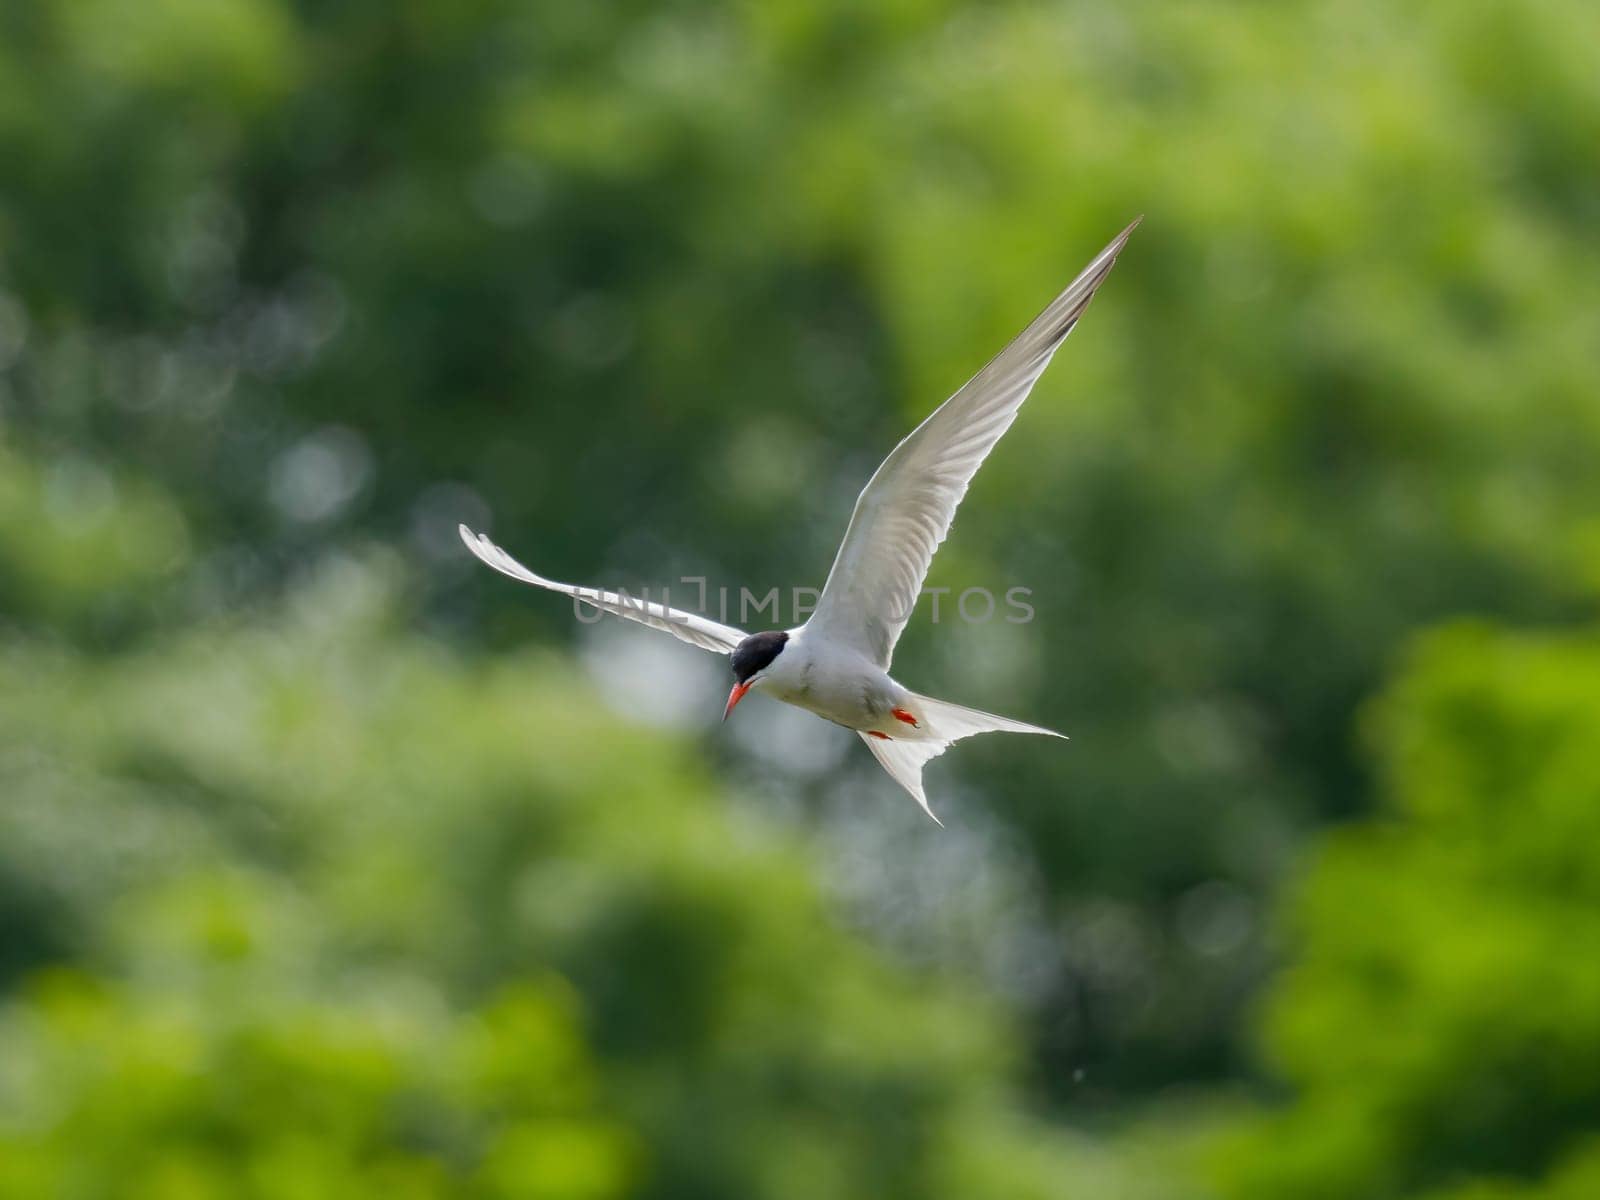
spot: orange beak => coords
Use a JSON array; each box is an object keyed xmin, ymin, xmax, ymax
[{"xmin": 722, "ymin": 681, "xmax": 751, "ymax": 722}]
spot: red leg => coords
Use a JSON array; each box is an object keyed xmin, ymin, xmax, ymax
[
  {"xmin": 867, "ymin": 730, "xmax": 891, "ymax": 740},
  {"xmin": 891, "ymin": 707, "xmax": 919, "ymax": 728}
]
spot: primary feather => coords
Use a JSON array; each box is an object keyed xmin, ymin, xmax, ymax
[{"xmin": 807, "ymin": 218, "xmax": 1140, "ymax": 668}]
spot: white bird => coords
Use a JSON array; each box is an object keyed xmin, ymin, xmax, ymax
[{"xmin": 462, "ymin": 219, "xmax": 1139, "ymax": 823}]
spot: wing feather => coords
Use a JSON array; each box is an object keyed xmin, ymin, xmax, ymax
[
  {"xmin": 459, "ymin": 525, "xmax": 747, "ymax": 655},
  {"xmin": 808, "ymin": 219, "xmax": 1140, "ymax": 667}
]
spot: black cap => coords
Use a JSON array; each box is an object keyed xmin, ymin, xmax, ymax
[{"xmin": 731, "ymin": 631, "xmax": 788, "ymax": 684}]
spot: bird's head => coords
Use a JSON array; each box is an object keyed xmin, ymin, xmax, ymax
[{"xmin": 723, "ymin": 630, "xmax": 789, "ymax": 721}]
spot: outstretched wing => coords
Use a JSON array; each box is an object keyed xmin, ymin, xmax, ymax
[
  {"xmin": 460, "ymin": 525, "xmax": 747, "ymax": 655},
  {"xmin": 808, "ymin": 219, "xmax": 1140, "ymax": 668}
]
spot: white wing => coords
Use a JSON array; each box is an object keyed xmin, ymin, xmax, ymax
[
  {"xmin": 808, "ymin": 219, "xmax": 1140, "ymax": 668},
  {"xmin": 459, "ymin": 525, "xmax": 747, "ymax": 654}
]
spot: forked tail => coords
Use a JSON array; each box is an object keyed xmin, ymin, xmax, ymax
[{"xmin": 858, "ymin": 693, "xmax": 1065, "ymax": 825}]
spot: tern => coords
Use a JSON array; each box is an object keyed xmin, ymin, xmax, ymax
[{"xmin": 462, "ymin": 219, "xmax": 1139, "ymax": 822}]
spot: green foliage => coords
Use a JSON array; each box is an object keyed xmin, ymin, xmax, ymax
[
  {"xmin": 0, "ymin": 560, "xmax": 1128, "ymax": 1198},
  {"xmin": 0, "ymin": 439, "xmax": 190, "ymax": 639},
  {"xmin": 3, "ymin": 0, "xmax": 1598, "ymax": 1089},
  {"xmin": 1216, "ymin": 621, "xmax": 1600, "ymax": 1199},
  {"xmin": 0, "ymin": 960, "xmax": 633, "ymax": 1200},
  {"xmin": 2, "ymin": 0, "xmax": 1599, "ymax": 1191}
]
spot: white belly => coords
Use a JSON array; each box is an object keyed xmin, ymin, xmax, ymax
[{"xmin": 758, "ymin": 631, "xmax": 900, "ymax": 732}]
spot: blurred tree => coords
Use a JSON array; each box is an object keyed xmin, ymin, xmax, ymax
[
  {"xmin": 0, "ymin": 440, "xmax": 191, "ymax": 642},
  {"xmin": 0, "ymin": 959, "xmax": 636, "ymax": 1200},
  {"xmin": 3, "ymin": 0, "xmax": 1599, "ymax": 1107},
  {"xmin": 1215, "ymin": 617, "xmax": 1600, "ymax": 1200},
  {"xmin": 0, "ymin": 557, "xmax": 1181, "ymax": 1199}
]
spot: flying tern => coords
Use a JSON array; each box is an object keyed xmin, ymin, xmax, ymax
[{"xmin": 462, "ymin": 219, "xmax": 1139, "ymax": 822}]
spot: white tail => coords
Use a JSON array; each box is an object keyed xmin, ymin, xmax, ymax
[{"xmin": 858, "ymin": 693, "xmax": 1065, "ymax": 825}]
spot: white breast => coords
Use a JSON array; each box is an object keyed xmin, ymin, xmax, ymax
[{"xmin": 759, "ymin": 628, "xmax": 901, "ymax": 731}]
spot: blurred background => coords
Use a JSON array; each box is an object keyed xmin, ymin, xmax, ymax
[{"xmin": 2, "ymin": 0, "xmax": 1599, "ymax": 1196}]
